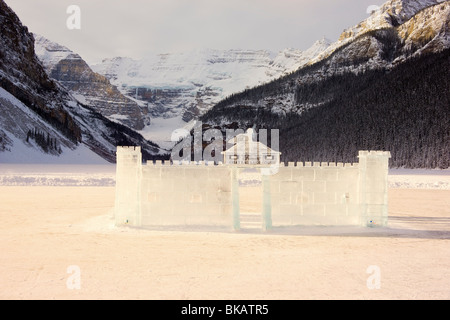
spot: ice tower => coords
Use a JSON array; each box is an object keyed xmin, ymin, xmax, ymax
[
  {"xmin": 358, "ymin": 151, "xmax": 391, "ymax": 227},
  {"xmin": 115, "ymin": 146, "xmax": 142, "ymax": 226}
]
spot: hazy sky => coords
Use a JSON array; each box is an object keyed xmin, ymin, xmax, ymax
[{"xmin": 6, "ymin": 0, "xmax": 386, "ymax": 65}]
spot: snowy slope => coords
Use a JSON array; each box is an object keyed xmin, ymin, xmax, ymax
[
  {"xmin": 310, "ymin": 0, "xmax": 448, "ymax": 65},
  {"xmin": 0, "ymin": 87, "xmax": 108, "ymax": 164},
  {"xmin": 95, "ymin": 49, "xmax": 271, "ymax": 97},
  {"xmin": 34, "ymin": 35, "xmax": 73, "ymax": 73},
  {"xmin": 93, "ymin": 43, "xmax": 331, "ymax": 111},
  {"xmin": 270, "ymin": 38, "xmax": 331, "ymax": 76}
]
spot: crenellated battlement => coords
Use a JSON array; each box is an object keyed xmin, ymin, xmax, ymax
[
  {"xmin": 144, "ymin": 159, "xmax": 361, "ymax": 168},
  {"xmin": 358, "ymin": 150, "xmax": 392, "ymax": 157},
  {"xmin": 283, "ymin": 161, "xmax": 359, "ymax": 168},
  {"xmin": 117, "ymin": 146, "xmax": 141, "ymax": 152},
  {"xmin": 146, "ymin": 160, "xmax": 224, "ymax": 166}
]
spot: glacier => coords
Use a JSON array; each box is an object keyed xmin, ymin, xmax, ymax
[{"xmin": 91, "ymin": 39, "xmax": 331, "ymax": 147}]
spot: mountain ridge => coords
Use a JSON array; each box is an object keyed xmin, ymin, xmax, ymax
[
  {"xmin": 199, "ymin": 0, "xmax": 450, "ymax": 168},
  {"xmin": 34, "ymin": 34, "xmax": 149, "ymax": 131},
  {"xmin": 310, "ymin": 0, "xmax": 448, "ymax": 65},
  {"xmin": 202, "ymin": 0, "xmax": 450, "ymax": 115},
  {"xmin": 90, "ymin": 39, "xmax": 331, "ymax": 146},
  {"xmin": 0, "ymin": 0, "xmax": 166, "ymax": 163}
]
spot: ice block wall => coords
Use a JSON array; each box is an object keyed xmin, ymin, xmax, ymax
[
  {"xmin": 267, "ymin": 162, "xmax": 361, "ymax": 226},
  {"xmin": 139, "ymin": 161, "xmax": 232, "ymax": 227},
  {"xmin": 267, "ymin": 151, "xmax": 390, "ymax": 227}
]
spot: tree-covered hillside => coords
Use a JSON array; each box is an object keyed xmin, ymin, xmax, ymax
[{"xmin": 201, "ymin": 48, "xmax": 450, "ymax": 168}]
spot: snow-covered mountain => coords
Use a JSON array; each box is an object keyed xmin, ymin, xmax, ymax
[
  {"xmin": 200, "ymin": 0, "xmax": 450, "ymax": 169},
  {"xmin": 34, "ymin": 35, "xmax": 150, "ymax": 131},
  {"xmin": 91, "ymin": 39, "xmax": 330, "ymax": 146},
  {"xmin": 0, "ymin": 0, "xmax": 165, "ymax": 163},
  {"xmin": 203, "ymin": 0, "xmax": 450, "ymax": 116},
  {"xmin": 270, "ymin": 38, "xmax": 331, "ymax": 74},
  {"xmin": 310, "ymin": 0, "xmax": 449, "ymax": 65}
]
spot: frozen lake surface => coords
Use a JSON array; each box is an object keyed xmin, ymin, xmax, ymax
[
  {"xmin": 0, "ymin": 164, "xmax": 448, "ymax": 189},
  {"xmin": 0, "ymin": 185, "xmax": 449, "ymax": 299}
]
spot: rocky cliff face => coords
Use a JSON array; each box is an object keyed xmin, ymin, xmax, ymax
[
  {"xmin": 0, "ymin": 0, "xmax": 81, "ymax": 145},
  {"xmin": 0, "ymin": 0, "xmax": 165, "ymax": 163},
  {"xmin": 34, "ymin": 35, "xmax": 149, "ymax": 130},
  {"xmin": 311, "ymin": 0, "xmax": 448, "ymax": 64}
]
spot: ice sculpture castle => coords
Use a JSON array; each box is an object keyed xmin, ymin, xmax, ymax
[{"xmin": 115, "ymin": 143, "xmax": 391, "ymax": 230}]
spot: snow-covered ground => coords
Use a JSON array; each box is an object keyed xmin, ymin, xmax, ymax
[
  {"xmin": 0, "ymin": 164, "xmax": 115, "ymax": 186},
  {"xmin": 0, "ymin": 165, "xmax": 448, "ymax": 299},
  {"xmin": 388, "ymin": 168, "xmax": 450, "ymax": 190}
]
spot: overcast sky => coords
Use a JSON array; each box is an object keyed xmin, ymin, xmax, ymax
[{"xmin": 6, "ymin": 0, "xmax": 386, "ymax": 65}]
